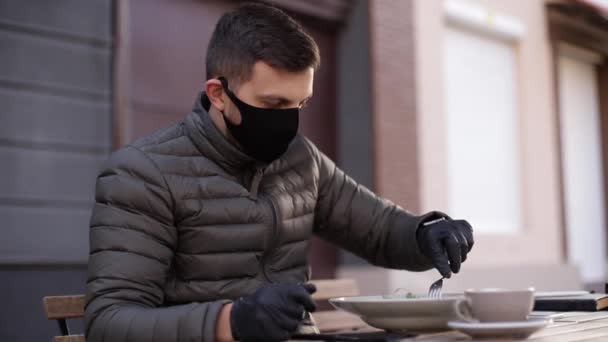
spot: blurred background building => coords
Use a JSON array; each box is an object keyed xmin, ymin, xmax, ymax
[{"xmin": 1, "ymin": 0, "xmax": 608, "ymax": 340}]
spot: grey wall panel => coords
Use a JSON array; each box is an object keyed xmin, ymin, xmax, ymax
[
  {"xmin": 0, "ymin": 1, "xmax": 112, "ymax": 341},
  {"xmin": 0, "ymin": 146, "xmax": 103, "ymax": 202},
  {"xmin": 337, "ymin": 0, "xmax": 373, "ymax": 189},
  {"xmin": 0, "ymin": 266, "xmax": 86, "ymax": 341},
  {"xmin": 0, "ymin": 30, "xmax": 111, "ymax": 95},
  {"xmin": 0, "ymin": 207, "xmax": 90, "ymax": 263},
  {"xmin": 338, "ymin": 0, "xmax": 373, "ymax": 266},
  {"xmin": 0, "ymin": 0, "xmax": 112, "ymax": 39},
  {"xmin": 0, "ymin": 88, "xmax": 111, "ymax": 149}
]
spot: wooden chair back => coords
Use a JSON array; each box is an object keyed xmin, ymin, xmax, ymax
[
  {"xmin": 42, "ymin": 278, "xmax": 365, "ymax": 340},
  {"xmin": 309, "ymin": 278, "xmax": 367, "ymax": 332},
  {"xmin": 42, "ymin": 295, "xmax": 86, "ymax": 342}
]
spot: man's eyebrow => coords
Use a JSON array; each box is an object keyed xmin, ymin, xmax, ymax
[
  {"xmin": 256, "ymin": 94, "xmax": 313, "ymax": 104},
  {"xmin": 256, "ymin": 94, "xmax": 288, "ymax": 102}
]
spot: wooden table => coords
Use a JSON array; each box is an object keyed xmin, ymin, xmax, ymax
[
  {"xmin": 408, "ymin": 311, "xmax": 608, "ymax": 341},
  {"xmin": 297, "ymin": 311, "xmax": 608, "ymax": 341}
]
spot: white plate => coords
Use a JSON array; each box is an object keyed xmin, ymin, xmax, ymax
[
  {"xmin": 329, "ymin": 295, "xmax": 467, "ymax": 332},
  {"xmin": 448, "ymin": 318, "xmax": 552, "ymax": 339}
]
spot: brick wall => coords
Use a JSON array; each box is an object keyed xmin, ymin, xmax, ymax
[{"xmin": 368, "ymin": 0, "xmax": 421, "ymax": 212}]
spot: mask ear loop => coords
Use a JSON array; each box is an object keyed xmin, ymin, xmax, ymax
[
  {"xmin": 217, "ymin": 76, "xmax": 228, "ymax": 88},
  {"xmin": 217, "ymin": 76, "xmax": 242, "ymax": 118},
  {"xmin": 216, "ymin": 76, "xmax": 232, "ymax": 118},
  {"xmin": 217, "ymin": 76, "xmax": 237, "ymax": 102}
]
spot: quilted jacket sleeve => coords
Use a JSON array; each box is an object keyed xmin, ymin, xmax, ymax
[
  {"xmin": 85, "ymin": 146, "xmax": 229, "ymax": 342},
  {"xmin": 306, "ymin": 139, "xmax": 447, "ymax": 271}
]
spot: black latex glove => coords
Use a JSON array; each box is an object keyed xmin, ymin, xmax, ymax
[
  {"xmin": 416, "ymin": 218, "xmax": 474, "ymax": 278},
  {"xmin": 230, "ymin": 283, "xmax": 317, "ymax": 342}
]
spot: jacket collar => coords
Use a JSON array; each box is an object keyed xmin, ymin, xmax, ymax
[{"xmin": 185, "ymin": 92, "xmax": 256, "ymax": 173}]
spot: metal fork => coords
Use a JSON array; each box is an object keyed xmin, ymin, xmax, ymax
[{"xmin": 427, "ymin": 277, "xmax": 444, "ymax": 299}]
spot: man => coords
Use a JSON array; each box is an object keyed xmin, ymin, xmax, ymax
[{"xmin": 85, "ymin": 3, "xmax": 474, "ymax": 342}]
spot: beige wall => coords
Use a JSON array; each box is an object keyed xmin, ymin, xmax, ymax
[
  {"xmin": 414, "ymin": 0, "xmax": 564, "ymax": 269},
  {"xmin": 337, "ymin": 0, "xmax": 572, "ymax": 293}
]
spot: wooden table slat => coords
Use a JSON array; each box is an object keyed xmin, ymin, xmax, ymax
[
  {"xmin": 576, "ymin": 336, "xmax": 608, "ymax": 342},
  {"xmin": 556, "ymin": 312, "xmax": 608, "ymax": 323},
  {"xmin": 530, "ymin": 326, "xmax": 608, "ymax": 342},
  {"xmin": 530, "ymin": 321, "xmax": 608, "ymax": 339},
  {"xmin": 294, "ymin": 311, "xmax": 608, "ymax": 341}
]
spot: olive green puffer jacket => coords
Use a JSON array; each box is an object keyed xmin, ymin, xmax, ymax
[{"xmin": 84, "ymin": 93, "xmax": 441, "ymax": 341}]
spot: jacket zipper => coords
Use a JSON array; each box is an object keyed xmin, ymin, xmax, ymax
[
  {"xmin": 259, "ymin": 193, "xmax": 279, "ymax": 283},
  {"xmin": 250, "ymin": 166, "xmax": 280, "ymax": 283}
]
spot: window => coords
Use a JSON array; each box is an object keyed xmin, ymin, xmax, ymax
[
  {"xmin": 558, "ymin": 45, "xmax": 606, "ymax": 283},
  {"xmin": 443, "ymin": 26, "xmax": 522, "ymax": 234}
]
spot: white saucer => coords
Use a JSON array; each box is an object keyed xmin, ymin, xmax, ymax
[{"xmin": 448, "ymin": 318, "xmax": 552, "ymax": 339}]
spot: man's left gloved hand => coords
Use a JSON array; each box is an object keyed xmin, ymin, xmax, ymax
[{"xmin": 416, "ymin": 218, "xmax": 474, "ymax": 278}]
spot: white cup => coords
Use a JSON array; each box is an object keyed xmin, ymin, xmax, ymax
[{"xmin": 455, "ymin": 288, "xmax": 535, "ymax": 322}]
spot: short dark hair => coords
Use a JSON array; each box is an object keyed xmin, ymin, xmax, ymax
[{"xmin": 205, "ymin": 2, "xmax": 320, "ymax": 86}]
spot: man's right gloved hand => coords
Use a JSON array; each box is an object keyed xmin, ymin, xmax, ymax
[
  {"xmin": 416, "ymin": 218, "xmax": 474, "ymax": 279},
  {"xmin": 230, "ymin": 283, "xmax": 317, "ymax": 342}
]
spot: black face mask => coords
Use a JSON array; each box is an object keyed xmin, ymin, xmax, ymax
[{"xmin": 218, "ymin": 77, "xmax": 299, "ymax": 164}]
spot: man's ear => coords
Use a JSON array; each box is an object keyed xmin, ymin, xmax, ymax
[{"xmin": 205, "ymin": 79, "xmax": 225, "ymax": 111}]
